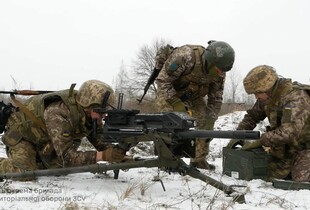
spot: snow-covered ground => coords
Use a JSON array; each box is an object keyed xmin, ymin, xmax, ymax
[{"xmin": 0, "ymin": 111, "xmax": 309, "ymax": 210}]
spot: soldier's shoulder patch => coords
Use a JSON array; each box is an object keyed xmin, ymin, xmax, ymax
[
  {"xmin": 282, "ymin": 106, "xmax": 292, "ymax": 123},
  {"xmin": 169, "ymin": 63, "xmax": 178, "ymax": 71},
  {"xmin": 63, "ymin": 131, "xmax": 70, "ymax": 137}
]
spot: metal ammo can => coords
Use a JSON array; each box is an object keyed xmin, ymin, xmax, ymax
[{"xmin": 222, "ymin": 147, "xmax": 268, "ymax": 180}]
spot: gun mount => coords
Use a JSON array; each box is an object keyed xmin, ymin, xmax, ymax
[{"xmin": 0, "ymin": 109, "xmax": 261, "ymax": 203}]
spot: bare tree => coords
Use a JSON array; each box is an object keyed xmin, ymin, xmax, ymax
[
  {"xmin": 130, "ymin": 38, "xmax": 172, "ymax": 99},
  {"xmin": 113, "ymin": 60, "xmax": 130, "ymax": 93},
  {"xmin": 223, "ymin": 67, "xmax": 243, "ymax": 103},
  {"xmin": 112, "ymin": 60, "xmax": 136, "ymax": 108},
  {"xmin": 113, "ymin": 39, "xmax": 172, "ymax": 112}
]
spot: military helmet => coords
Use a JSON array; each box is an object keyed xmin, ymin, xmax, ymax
[
  {"xmin": 76, "ymin": 80, "xmax": 115, "ymax": 108},
  {"xmin": 204, "ymin": 40, "xmax": 235, "ymax": 72},
  {"xmin": 243, "ymin": 65, "xmax": 278, "ymax": 94}
]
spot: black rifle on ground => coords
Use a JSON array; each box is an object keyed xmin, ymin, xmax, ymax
[{"xmin": 0, "ymin": 108, "xmax": 260, "ymax": 203}]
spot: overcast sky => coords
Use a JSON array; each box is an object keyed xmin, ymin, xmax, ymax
[{"xmin": 0, "ymin": 0, "xmax": 309, "ymax": 91}]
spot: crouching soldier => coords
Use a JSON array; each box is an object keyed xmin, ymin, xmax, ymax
[
  {"xmin": 227, "ymin": 65, "xmax": 310, "ymax": 182},
  {"xmin": 0, "ymin": 80, "xmax": 126, "ymax": 176}
]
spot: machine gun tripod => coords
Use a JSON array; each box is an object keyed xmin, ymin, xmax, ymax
[{"xmin": 0, "ymin": 110, "xmax": 260, "ymax": 203}]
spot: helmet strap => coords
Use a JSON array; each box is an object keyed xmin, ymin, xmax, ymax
[{"xmin": 269, "ymin": 79, "xmax": 280, "ymax": 98}]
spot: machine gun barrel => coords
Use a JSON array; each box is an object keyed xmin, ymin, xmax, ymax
[{"xmin": 177, "ymin": 130, "xmax": 260, "ymax": 140}]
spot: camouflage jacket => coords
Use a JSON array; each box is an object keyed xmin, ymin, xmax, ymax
[
  {"xmin": 156, "ymin": 45, "xmax": 225, "ymax": 118},
  {"xmin": 42, "ymin": 100, "xmax": 101, "ymax": 167},
  {"xmin": 2, "ymin": 90, "xmax": 103, "ymax": 168},
  {"xmin": 238, "ymin": 78, "xmax": 310, "ymax": 156}
]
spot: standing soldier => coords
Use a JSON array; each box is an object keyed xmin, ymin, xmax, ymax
[
  {"xmin": 155, "ymin": 40, "xmax": 235, "ymax": 169},
  {"xmin": 0, "ymin": 80, "xmax": 126, "ymax": 176},
  {"xmin": 227, "ymin": 65, "xmax": 310, "ymax": 182}
]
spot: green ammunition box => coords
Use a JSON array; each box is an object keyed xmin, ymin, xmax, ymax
[{"xmin": 222, "ymin": 147, "xmax": 268, "ymax": 180}]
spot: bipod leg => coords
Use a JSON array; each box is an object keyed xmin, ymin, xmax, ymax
[
  {"xmin": 179, "ymin": 160, "xmax": 246, "ymax": 204},
  {"xmin": 113, "ymin": 170, "xmax": 120, "ymax": 179},
  {"xmin": 152, "ymin": 176, "xmax": 166, "ymax": 192}
]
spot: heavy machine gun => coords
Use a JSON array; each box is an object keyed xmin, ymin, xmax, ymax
[
  {"xmin": 0, "ymin": 107, "xmax": 260, "ymax": 203},
  {"xmin": 95, "ymin": 109, "xmax": 259, "ymax": 158}
]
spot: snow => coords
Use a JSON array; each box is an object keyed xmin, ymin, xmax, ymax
[{"xmin": 0, "ymin": 111, "xmax": 309, "ymax": 210}]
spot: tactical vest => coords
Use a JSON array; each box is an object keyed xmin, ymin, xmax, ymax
[
  {"xmin": 292, "ymin": 81, "xmax": 310, "ymax": 97},
  {"xmin": 264, "ymin": 79, "xmax": 292, "ymax": 129},
  {"xmin": 173, "ymin": 45, "xmax": 222, "ymax": 100},
  {"xmin": 4, "ymin": 89, "xmax": 86, "ymax": 149},
  {"xmin": 263, "ymin": 79, "xmax": 293, "ymax": 158},
  {"xmin": 265, "ymin": 79, "xmax": 310, "ymax": 151},
  {"xmin": 292, "ymin": 81, "xmax": 310, "ymax": 148}
]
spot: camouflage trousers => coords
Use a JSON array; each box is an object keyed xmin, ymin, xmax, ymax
[
  {"xmin": 268, "ymin": 157, "xmax": 292, "ymax": 180},
  {"xmin": 0, "ymin": 140, "xmax": 38, "ymax": 174},
  {"xmin": 291, "ymin": 149, "xmax": 310, "ymax": 182},
  {"xmin": 156, "ymin": 93, "xmax": 210, "ymax": 161},
  {"xmin": 268, "ymin": 149, "xmax": 310, "ymax": 182}
]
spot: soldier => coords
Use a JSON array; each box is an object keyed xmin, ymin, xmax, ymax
[
  {"xmin": 0, "ymin": 80, "xmax": 126, "ymax": 175},
  {"xmin": 227, "ymin": 65, "xmax": 310, "ymax": 182},
  {"xmin": 155, "ymin": 40, "xmax": 235, "ymax": 169}
]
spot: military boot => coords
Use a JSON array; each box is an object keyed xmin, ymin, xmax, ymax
[{"xmin": 191, "ymin": 138, "xmax": 215, "ymax": 170}]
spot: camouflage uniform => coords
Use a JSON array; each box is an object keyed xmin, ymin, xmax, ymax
[
  {"xmin": 0, "ymin": 88, "xmax": 107, "ymax": 174},
  {"xmin": 239, "ymin": 78, "xmax": 310, "ymax": 182},
  {"xmin": 155, "ymin": 45, "xmax": 225, "ymax": 165}
]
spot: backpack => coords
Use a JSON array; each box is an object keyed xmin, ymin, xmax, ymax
[
  {"xmin": 0, "ymin": 101, "xmax": 15, "ymax": 133},
  {"xmin": 292, "ymin": 81, "xmax": 310, "ymax": 96}
]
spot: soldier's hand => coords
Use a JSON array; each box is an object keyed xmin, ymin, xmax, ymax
[
  {"xmin": 171, "ymin": 99, "xmax": 187, "ymax": 112},
  {"xmin": 226, "ymin": 139, "xmax": 244, "ymax": 149},
  {"xmin": 241, "ymin": 140, "xmax": 262, "ymax": 151},
  {"xmin": 206, "ymin": 118, "xmax": 216, "ymax": 130},
  {"xmin": 101, "ymin": 146, "xmax": 126, "ymax": 162},
  {"xmin": 262, "ymin": 146, "xmax": 271, "ymax": 153},
  {"xmin": 260, "ymin": 133, "xmax": 272, "ymax": 147}
]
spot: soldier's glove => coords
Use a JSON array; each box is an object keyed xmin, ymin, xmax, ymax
[
  {"xmin": 241, "ymin": 140, "xmax": 262, "ymax": 151},
  {"xmin": 170, "ymin": 98, "xmax": 187, "ymax": 112},
  {"xmin": 101, "ymin": 145, "xmax": 126, "ymax": 162},
  {"xmin": 260, "ymin": 133, "xmax": 272, "ymax": 147},
  {"xmin": 226, "ymin": 139, "xmax": 244, "ymax": 149},
  {"xmin": 206, "ymin": 118, "xmax": 216, "ymax": 130}
]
